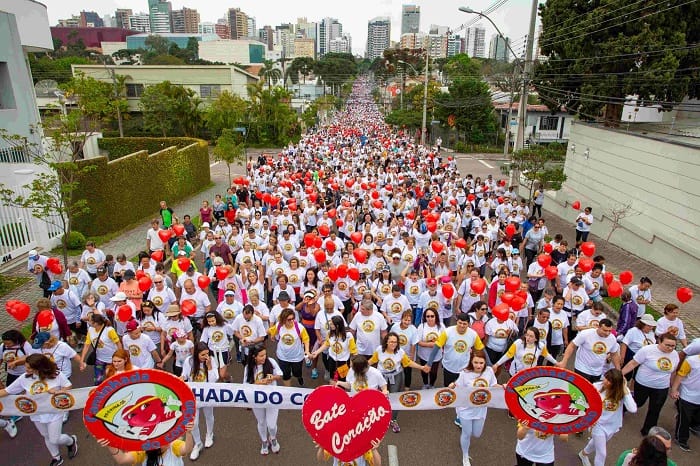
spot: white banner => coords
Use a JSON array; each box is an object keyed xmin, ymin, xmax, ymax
[{"xmin": 0, "ymin": 383, "xmax": 506, "ymax": 416}]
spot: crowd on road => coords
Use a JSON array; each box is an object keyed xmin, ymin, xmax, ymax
[{"xmin": 1, "ymin": 78, "xmax": 698, "ymax": 466}]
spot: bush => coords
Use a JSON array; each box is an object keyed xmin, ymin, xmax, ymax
[
  {"xmin": 73, "ymin": 137, "xmax": 210, "ymax": 236},
  {"xmin": 63, "ymin": 230, "xmax": 86, "ymax": 249}
]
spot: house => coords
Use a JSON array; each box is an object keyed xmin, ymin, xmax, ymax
[{"xmin": 494, "ymin": 102, "xmax": 572, "ymax": 145}]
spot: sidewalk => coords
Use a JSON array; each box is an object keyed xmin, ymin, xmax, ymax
[{"xmin": 542, "ymin": 208, "xmax": 699, "ymax": 339}]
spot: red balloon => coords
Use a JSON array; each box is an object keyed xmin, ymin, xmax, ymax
[
  {"xmin": 262, "ymin": 193, "xmax": 272, "ymax": 204},
  {"xmin": 505, "ymin": 224, "xmax": 516, "ymax": 237},
  {"xmin": 545, "ymin": 266, "xmax": 558, "ymax": 280},
  {"xmin": 676, "ymin": 287, "xmax": 693, "ymax": 304},
  {"xmin": 492, "ymin": 303, "xmax": 510, "ymax": 320},
  {"xmin": 428, "ymin": 201, "xmax": 436, "ymax": 209},
  {"xmin": 325, "ymin": 240, "xmax": 337, "ymax": 254},
  {"xmin": 157, "ymin": 229, "xmax": 171, "ymax": 243},
  {"xmin": 537, "ymin": 254, "xmax": 552, "ymax": 268},
  {"xmin": 46, "ymin": 257, "xmax": 59, "ymax": 269},
  {"xmin": 406, "ymin": 211, "xmax": 415, "ymax": 220},
  {"xmin": 470, "ymin": 278, "xmax": 486, "ymax": 295},
  {"xmin": 603, "ymin": 271, "xmax": 614, "ymax": 285},
  {"xmin": 353, "ymin": 248, "xmax": 368, "ymax": 263},
  {"xmin": 350, "ymin": 232, "xmax": 363, "ymax": 244},
  {"xmin": 318, "ymin": 224, "xmax": 330, "ymax": 237},
  {"xmin": 578, "ymin": 257, "xmax": 594, "ymax": 273},
  {"xmin": 455, "ymin": 238, "xmax": 468, "ymax": 249},
  {"xmin": 427, "ymin": 222, "xmax": 438, "ymax": 233},
  {"xmin": 328, "ymin": 209, "xmax": 337, "ymax": 219},
  {"xmin": 505, "ymin": 276, "xmax": 521, "ymax": 292},
  {"xmin": 6, "ymin": 301, "xmax": 30, "ymax": 321},
  {"xmin": 361, "ymin": 183, "xmax": 368, "ymax": 190},
  {"xmin": 215, "ymin": 266, "xmax": 228, "ymax": 280},
  {"xmin": 543, "ymin": 243, "xmax": 553, "ymax": 253},
  {"xmin": 467, "ymin": 194, "xmax": 475, "ymax": 202},
  {"xmin": 314, "ymin": 249, "xmax": 327, "ymax": 263},
  {"xmin": 608, "ymin": 280, "xmax": 623, "ymax": 298},
  {"xmin": 337, "ymin": 264, "xmax": 348, "ymax": 279},
  {"xmin": 371, "ymin": 191, "xmax": 379, "ymax": 200},
  {"xmin": 37, "ymin": 309, "xmax": 54, "ymax": 328},
  {"xmin": 348, "ymin": 268, "xmax": 360, "ymax": 281},
  {"xmin": 137, "ymin": 276, "xmax": 152, "ymax": 292},
  {"xmin": 117, "ymin": 304, "xmax": 133, "ymax": 322},
  {"xmin": 431, "ymin": 241, "xmax": 444, "ymax": 254},
  {"xmin": 313, "ymin": 236, "xmax": 323, "ymax": 248},
  {"xmin": 450, "ymin": 199, "xmax": 458, "ymax": 206},
  {"xmin": 49, "ymin": 262, "xmax": 63, "ymax": 274},
  {"xmin": 510, "ymin": 295, "xmax": 526, "ymax": 311},
  {"xmin": 372, "ymin": 200, "xmax": 383, "ymax": 209},
  {"xmin": 180, "ymin": 300, "xmax": 196, "ymax": 317},
  {"xmin": 327, "ymin": 267, "xmax": 339, "ymax": 282},
  {"xmin": 369, "ymin": 182, "xmax": 377, "ymax": 189},
  {"xmin": 580, "ymin": 242, "xmax": 596, "ymax": 257},
  {"xmin": 619, "ymin": 270, "xmax": 634, "ymax": 285},
  {"xmin": 497, "ymin": 196, "xmax": 504, "ymax": 204},
  {"xmin": 516, "ymin": 290, "xmax": 528, "ymax": 302},
  {"xmin": 345, "ymin": 179, "xmax": 355, "ymax": 188},
  {"xmin": 135, "ymin": 270, "xmax": 146, "ymax": 280},
  {"xmin": 197, "ymin": 275, "xmax": 211, "ymax": 290},
  {"xmin": 442, "ymin": 284, "xmax": 455, "ymax": 299},
  {"xmin": 572, "ymin": 200, "xmax": 581, "ymax": 210},
  {"xmin": 501, "ymin": 292, "xmax": 514, "ymax": 305},
  {"xmin": 309, "ymin": 192, "xmax": 318, "ymax": 202},
  {"xmin": 270, "ymin": 196, "xmax": 281, "ymax": 206},
  {"xmin": 150, "ymin": 250, "xmax": 164, "ymax": 262},
  {"xmin": 172, "ymin": 224, "xmax": 185, "ymax": 236},
  {"xmin": 434, "ymin": 196, "xmax": 442, "ymax": 205},
  {"xmin": 304, "ymin": 233, "xmax": 316, "ymax": 248},
  {"xmin": 335, "ymin": 219, "xmax": 344, "ymax": 228},
  {"xmin": 176, "ymin": 257, "xmax": 191, "ymax": 272}
]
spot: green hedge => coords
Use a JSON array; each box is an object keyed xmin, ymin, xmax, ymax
[{"xmin": 73, "ymin": 137, "xmax": 210, "ymax": 236}]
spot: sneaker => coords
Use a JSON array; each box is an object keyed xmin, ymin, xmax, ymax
[
  {"xmin": 690, "ymin": 425, "xmax": 700, "ymax": 436},
  {"xmin": 204, "ymin": 433, "xmax": 214, "ymax": 448},
  {"xmin": 305, "ymin": 359, "xmax": 312, "ymax": 368},
  {"xmin": 270, "ymin": 438, "xmax": 280, "ymax": 453},
  {"xmin": 578, "ymin": 450, "xmax": 592, "ymax": 466},
  {"xmin": 311, "ymin": 369, "xmax": 319, "ymax": 379},
  {"xmin": 260, "ymin": 442, "xmax": 269, "ymax": 455},
  {"xmin": 462, "ymin": 456, "xmax": 471, "ymax": 466},
  {"xmin": 391, "ymin": 420, "xmax": 400, "ymax": 433},
  {"xmin": 674, "ymin": 439, "xmax": 692, "ymax": 452},
  {"xmin": 9, "ymin": 416, "xmax": 22, "ymax": 423},
  {"xmin": 49, "ymin": 457, "xmax": 64, "ymax": 466},
  {"xmin": 189, "ymin": 443, "xmax": 202, "ymax": 461},
  {"xmin": 454, "ymin": 417, "xmax": 462, "ymax": 428},
  {"xmin": 298, "ymin": 377, "xmax": 304, "ymax": 386},
  {"xmin": 68, "ymin": 435, "xmax": 78, "ymax": 459},
  {"xmin": 3, "ymin": 418, "xmax": 17, "ymax": 438}
]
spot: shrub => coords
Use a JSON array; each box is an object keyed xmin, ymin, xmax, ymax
[{"xmin": 63, "ymin": 230, "xmax": 86, "ymax": 249}]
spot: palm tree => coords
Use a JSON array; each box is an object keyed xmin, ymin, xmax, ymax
[{"xmin": 260, "ymin": 59, "xmax": 282, "ymax": 89}]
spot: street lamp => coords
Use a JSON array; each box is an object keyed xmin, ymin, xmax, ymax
[{"xmin": 398, "ymin": 52, "xmax": 429, "ymax": 147}]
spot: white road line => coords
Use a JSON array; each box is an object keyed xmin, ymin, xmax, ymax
[
  {"xmin": 478, "ymin": 159, "xmax": 494, "ymax": 169},
  {"xmin": 209, "ymin": 161, "xmax": 219, "ymax": 168},
  {"xmin": 388, "ymin": 445, "xmax": 399, "ymax": 466}
]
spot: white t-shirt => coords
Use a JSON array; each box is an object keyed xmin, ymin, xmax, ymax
[
  {"xmin": 170, "ymin": 339, "xmax": 194, "ymax": 367},
  {"xmin": 484, "ymin": 318, "xmax": 518, "ymax": 353},
  {"xmin": 413, "ymin": 323, "xmax": 443, "ymax": 362},
  {"xmin": 454, "ymin": 367, "xmax": 497, "ymax": 419},
  {"xmin": 629, "ymin": 285, "xmax": 652, "ymax": 317},
  {"xmin": 122, "ymin": 333, "xmax": 157, "ymax": 369},
  {"xmin": 621, "ymin": 327, "xmax": 656, "ymax": 354},
  {"xmin": 515, "ymin": 428, "xmax": 556, "ymax": 464},
  {"xmin": 349, "ymin": 311, "xmax": 388, "ymax": 355},
  {"xmin": 36, "ymin": 342, "xmax": 77, "ymax": 379},
  {"xmin": 200, "ymin": 325, "xmax": 233, "ymax": 352},
  {"xmin": 572, "ymin": 328, "xmax": 620, "ymax": 377},
  {"xmin": 6, "ymin": 371, "xmax": 71, "ymax": 423},
  {"xmin": 633, "ymin": 344, "xmax": 679, "ymax": 389},
  {"xmin": 346, "ymin": 366, "xmax": 386, "ymax": 393},
  {"xmin": 548, "ymin": 310, "xmax": 569, "ymax": 346},
  {"xmin": 655, "ymin": 316, "xmax": 686, "ymax": 341},
  {"xmin": 243, "ymin": 357, "xmax": 283, "ymax": 385}
]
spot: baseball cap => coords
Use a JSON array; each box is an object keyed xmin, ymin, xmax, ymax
[
  {"xmin": 48, "ymin": 280, "xmax": 62, "ymax": 291},
  {"xmin": 392, "ymin": 253, "xmax": 401, "ymax": 259},
  {"xmin": 639, "ymin": 314, "xmax": 657, "ymax": 326},
  {"xmin": 110, "ymin": 291, "xmax": 128, "ymax": 302},
  {"xmin": 28, "ymin": 249, "xmax": 39, "ymax": 258},
  {"xmin": 125, "ymin": 320, "xmax": 139, "ymax": 332},
  {"xmin": 304, "ymin": 289, "xmax": 317, "ymax": 299},
  {"xmin": 96, "ymin": 266, "xmax": 107, "ymax": 274},
  {"xmin": 201, "ymin": 222, "xmax": 210, "ymax": 228},
  {"xmin": 224, "ymin": 290, "xmax": 235, "ymax": 297},
  {"xmin": 427, "ymin": 278, "xmax": 437, "ymax": 286},
  {"xmin": 512, "ymin": 248, "xmax": 520, "ymax": 254},
  {"xmin": 278, "ymin": 291, "xmax": 290, "ymax": 301},
  {"xmin": 32, "ymin": 332, "xmax": 51, "ymax": 349}
]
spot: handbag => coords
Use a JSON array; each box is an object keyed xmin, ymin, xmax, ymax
[{"xmin": 85, "ymin": 326, "xmax": 106, "ymax": 366}]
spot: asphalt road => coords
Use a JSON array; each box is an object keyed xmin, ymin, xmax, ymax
[{"xmin": 4, "ymin": 154, "xmax": 697, "ymax": 466}]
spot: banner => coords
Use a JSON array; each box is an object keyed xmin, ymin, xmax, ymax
[{"xmin": 0, "ymin": 383, "xmax": 507, "ymax": 416}]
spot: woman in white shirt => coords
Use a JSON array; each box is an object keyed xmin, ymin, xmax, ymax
[
  {"xmin": 620, "ymin": 315, "xmax": 657, "ymax": 385},
  {"xmin": 493, "ymin": 327, "xmax": 557, "ymax": 376},
  {"xmin": 655, "ymin": 303, "xmax": 687, "ymax": 347},
  {"xmin": 243, "ymin": 346, "xmax": 283, "ymax": 456},
  {"xmin": 333, "ymin": 355, "xmax": 388, "ymax": 395}
]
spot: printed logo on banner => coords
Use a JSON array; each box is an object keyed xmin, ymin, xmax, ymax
[
  {"xmin": 434, "ymin": 388, "xmax": 457, "ymax": 407},
  {"xmin": 505, "ymin": 367, "xmax": 602, "ymax": 434},
  {"xmin": 83, "ymin": 369, "xmax": 196, "ymax": 451},
  {"xmin": 51, "ymin": 393, "xmax": 75, "ymax": 410},
  {"xmin": 398, "ymin": 392, "xmax": 421, "ymax": 408},
  {"xmin": 470, "ymin": 389, "xmax": 492, "ymax": 406},
  {"xmin": 15, "ymin": 396, "xmax": 37, "ymax": 414}
]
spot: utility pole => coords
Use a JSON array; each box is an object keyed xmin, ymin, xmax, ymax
[
  {"xmin": 420, "ymin": 51, "xmax": 429, "ymax": 146},
  {"xmin": 514, "ymin": 0, "xmax": 538, "ymax": 152}
]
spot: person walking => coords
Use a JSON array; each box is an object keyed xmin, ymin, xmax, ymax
[{"xmin": 243, "ymin": 346, "xmax": 283, "ymax": 455}]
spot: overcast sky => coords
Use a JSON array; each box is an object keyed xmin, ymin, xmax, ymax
[{"xmin": 42, "ymin": 0, "xmax": 538, "ymax": 56}]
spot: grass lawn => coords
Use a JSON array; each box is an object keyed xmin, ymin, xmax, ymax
[
  {"xmin": 603, "ymin": 296, "xmax": 661, "ymax": 319},
  {"xmin": 0, "ymin": 275, "xmax": 32, "ymax": 298}
]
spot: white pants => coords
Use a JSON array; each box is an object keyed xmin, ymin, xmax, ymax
[
  {"xmin": 192, "ymin": 407, "xmax": 215, "ymax": 446},
  {"xmin": 458, "ymin": 416, "xmax": 485, "ymax": 458},
  {"xmin": 34, "ymin": 419, "xmax": 73, "ymax": 458},
  {"xmin": 583, "ymin": 429, "xmax": 614, "ymax": 466},
  {"xmin": 252, "ymin": 407, "xmax": 279, "ymax": 443}
]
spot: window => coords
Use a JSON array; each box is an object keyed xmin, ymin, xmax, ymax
[
  {"xmin": 126, "ymin": 83, "xmax": 144, "ymax": 98},
  {"xmin": 0, "ymin": 62, "xmax": 16, "ymax": 109},
  {"xmin": 200, "ymin": 85, "xmax": 221, "ymax": 98},
  {"xmin": 539, "ymin": 116, "xmax": 559, "ymax": 131}
]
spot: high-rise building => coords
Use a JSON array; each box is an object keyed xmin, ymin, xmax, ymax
[
  {"xmin": 465, "ymin": 26, "xmax": 486, "ymax": 58},
  {"xmin": 79, "ymin": 11, "xmax": 103, "ymax": 27},
  {"xmin": 199, "ymin": 22, "xmax": 215, "ymax": 34},
  {"xmin": 227, "ymin": 8, "xmax": 249, "ymax": 40},
  {"xmin": 115, "ymin": 9, "xmax": 132, "ymax": 29},
  {"xmin": 424, "ymin": 34, "xmax": 447, "ymax": 59},
  {"xmin": 148, "ymin": 0, "xmax": 171, "ymax": 33},
  {"xmin": 215, "ymin": 18, "xmax": 230, "ymax": 39},
  {"xmin": 400, "ymin": 32, "xmax": 424, "ymax": 50},
  {"xmin": 247, "ymin": 17, "xmax": 256, "ymax": 39},
  {"xmin": 171, "ymin": 7, "xmax": 199, "ymax": 34},
  {"xmin": 447, "ymin": 34, "xmax": 461, "ymax": 57},
  {"xmin": 128, "ymin": 14, "xmax": 151, "ymax": 33},
  {"xmin": 259, "ymin": 25, "xmax": 274, "ymax": 50},
  {"xmin": 316, "ymin": 17, "xmax": 342, "ymax": 58},
  {"xmin": 401, "ymin": 5, "xmax": 420, "ymax": 34},
  {"xmin": 102, "ymin": 15, "xmax": 113, "ymax": 27},
  {"xmin": 488, "ymin": 34, "xmax": 510, "ymax": 62},
  {"xmin": 329, "ymin": 35, "xmax": 352, "ymax": 54},
  {"xmin": 57, "ymin": 16, "xmax": 80, "ymax": 28},
  {"xmin": 296, "ymin": 17, "xmax": 317, "ymax": 41},
  {"xmin": 294, "ymin": 38, "xmax": 315, "ymax": 58},
  {"xmin": 366, "ymin": 16, "xmax": 390, "ymax": 60}
]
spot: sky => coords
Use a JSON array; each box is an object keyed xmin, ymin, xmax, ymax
[{"xmin": 41, "ymin": 0, "xmax": 539, "ymax": 56}]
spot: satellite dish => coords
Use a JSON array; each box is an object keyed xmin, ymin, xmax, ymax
[{"xmin": 35, "ymin": 79, "xmax": 59, "ymax": 97}]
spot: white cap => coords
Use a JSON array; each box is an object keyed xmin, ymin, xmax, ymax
[
  {"xmin": 202, "ymin": 222, "xmax": 210, "ymax": 228},
  {"xmin": 110, "ymin": 292, "xmax": 128, "ymax": 302},
  {"xmin": 29, "ymin": 249, "xmax": 38, "ymax": 257}
]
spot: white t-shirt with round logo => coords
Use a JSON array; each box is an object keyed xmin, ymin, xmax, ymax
[
  {"xmin": 633, "ymin": 344, "xmax": 679, "ymax": 389},
  {"xmin": 573, "ymin": 328, "xmax": 620, "ymax": 377},
  {"xmin": 349, "ymin": 312, "xmax": 388, "ymax": 355}
]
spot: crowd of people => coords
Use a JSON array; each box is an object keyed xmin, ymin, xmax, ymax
[{"xmin": 1, "ymin": 78, "xmax": 698, "ymax": 466}]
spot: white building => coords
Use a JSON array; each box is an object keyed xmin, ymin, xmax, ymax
[
  {"xmin": 197, "ymin": 39, "xmax": 266, "ymax": 65},
  {"xmin": 128, "ymin": 14, "xmax": 151, "ymax": 33},
  {"xmin": 466, "ymin": 26, "xmax": 486, "ymax": 58},
  {"xmin": 329, "ymin": 35, "xmax": 352, "ymax": 54},
  {"xmin": 366, "ymin": 17, "xmax": 390, "ymax": 61},
  {"xmin": 0, "ymin": 0, "xmax": 64, "ymax": 261}
]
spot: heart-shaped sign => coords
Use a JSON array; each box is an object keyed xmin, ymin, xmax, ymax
[{"xmin": 302, "ymin": 385, "xmax": 391, "ymax": 462}]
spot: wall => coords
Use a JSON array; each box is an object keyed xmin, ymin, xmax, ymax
[
  {"xmin": 544, "ymin": 122, "xmax": 700, "ymax": 286},
  {"xmin": 0, "ymin": 0, "xmax": 53, "ymax": 52},
  {"xmin": 71, "ymin": 137, "xmax": 210, "ymax": 236},
  {"xmin": 198, "ymin": 40, "xmax": 264, "ymax": 65}
]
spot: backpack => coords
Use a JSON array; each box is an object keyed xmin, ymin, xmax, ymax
[{"xmin": 274, "ymin": 319, "xmax": 302, "ymax": 342}]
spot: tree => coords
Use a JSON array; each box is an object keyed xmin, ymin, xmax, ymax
[
  {"xmin": 140, "ymin": 81, "xmax": 203, "ymax": 137},
  {"xmin": 288, "ymin": 57, "xmax": 316, "ymax": 84},
  {"xmin": 499, "ymin": 144, "xmax": 568, "ymax": 200},
  {"xmin": 245, "ymin": 82, "xmax": 299, "ymax": 145},
  {"xmin": 144, "ymin": 35, "xmax": 171, "ymax": 56},
  {"xmin": 212, "ymin": 129, "xmax": 246, "ymax": 183},
  {"xmin": 28, "ymin": 55, "xmax": 90, "ymax": 84},
  {"xmin": 604, "ymin": 202, "xmax": 640, "ymax": 242},
  {"xmin": 536, "ymin": 0, "xmax": 700, "ymax": 123},
  {"xmin": 0, "ymin": 112, "xmax": 97, "ymax": 265},
  {"xmin": 260, "ymin": 59, "xmax": 282, "ymax": 88},
  {"xmin": 315, "ymin": 53, "xmax": 357, "ymax": 96},
  {"xmin": 62, "ymin": 72, "xmax": 128, "ymax": 134},
  {"xmin": 205, "ymin": 91, "xmax": 248, "ymax": 139}
]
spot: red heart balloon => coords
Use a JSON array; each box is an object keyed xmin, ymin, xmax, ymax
[
  {"xmin": 543, "ymin": 243, "xmax": 553, "ymax": 253},
  {"xmin": 353, "ymin": 248, "xmax": 368, "ymax": 264},
  {"xmin": 492, "ymin": 303, "xmax": 510, "ymax": 320},
  {"xmin": 441, "ymin": 283, "xmax": 455, "ymax": 299},
  {"xmin": 314, "ymin": 249, "xmax": 327, "ymax": 263},
  {"xmin": 319, "ymin": 224, "xmax": 330, "ymax": 237},
  {"xmin": 371, "ymin": 191, "xmax": 379, "ymax": 200},
  {"xmin": 603, "ymin": 271, "xmax": 614, "ymax": 285},
  {"xmin": 505, "ymin": 224, "xmax": 516, "ymax": 238},
  {"xmin": 117, "ymin": 304, "xmax": 133, "ymax": 322},
  {"xmin": 572, "ymin": 200, "xmax": 581, "ymax": 210},
  {"xmin": 302, "ymin": 385, "xmax": 391, "ymax": 463},
  {"xmin": 608, "ymin": 280, "xmax": 623, "ymax": 298},
  {"xmin": 215, "ymin": 266, "xmax": 228, "ymax": 280},
  {"xmin": 137, "ymin": 276, "xmax": 152, "ymax": 292},
  {"xmin": 426, "ymin": 222, "xmax": 437, "ymax": 233},
  {"xmin": 197, "ymin": 275, "xmax": 211, "ymax": 290},
  {"xmin": 304, "ymin": 233, "xmax": 316, "ymax": 248},
  {"xmin": 501, "ymin": 292, "xmax": 515, "ymax": 305},
  {"xmin": 176, "ymin": 257, "xmax": 191, "ymax": 272},
  {"xmin": 136, "ymin": 270, "xmax": 146, "ymax": 280},
  {"xmin": 328, "ymin": 209, "xmax": 337, "ymax": 219},
  {"xmin": 180, "ymin": 299, "xmax": 197, "ymax": 317},
  {"xmin": 327, "ymin": 267, "xmax": 338, "ymax": 282},
  {"xmin": 313, "ymin": 236, "xmax": 323, "ymax": 248},
  {"xmin": 37, "ymin": 310, "xmax": 54, "ymax": 328},
  {"xmin": 335, "ymin": 219, "xmax": 344, "ymax": 228},
  {"xmin": 455, "ymin": 238, "xmax": 468, "ymax": 249},
  {"xmin": 676, "ymin": 287, "xmax": 693, "ymax": 304},
  {"xmin": 505, "ymin": 277, "xmax": 521, "ymax": 293},
  {"xmin": 46, "ymin": 257, "xmax": 59, "ymax": 269},
  {"xmin": 537, "ymin": 253, "xmax": 551, "ymax": 268},
  {"xmin": 350, "ymin": 232, "xmax": 363, "ymax": 245},
  {"xmin": 325, "ymin": 240, "xmax": 337, "ymax": 254},
  {"xmin": 470, "ymin": 278, "xmax": 486, "ymax": 295},
  {"xmin": 544, "ymin": 266, "xmax": 558, "ymax": 280},
  {"xmin": 431, "ymin": 241, "xmax": 444, "ymax": 254},
  {"xmin": 578, "ymin": 258, "xmax": 594, "ymax": 273},
  {"xmin": 619, "ymin": 270, "xmax": 634, "ymax": 285},
  {"xmin": 157, "ymin": 229, "xmax": 171, "ymax": 243},
  {"xmin": 172, "ymin": 224, "xmax": 185, "ymax": 236},
  {"xmin": 510, "ymin": 295, "xmax": 526, "ymax": 310},
  {"xmin": 150, "ymin": 250, "xmax": 164, "ymax": 262},
  {"xmin": 580, "ymin": 242, "xmax": 596, "ymax": 257},
  {"xmin": 348, "ymin": 268, "xmax": 360, "ymax": 281},
  {"xmin": 337, "ymin": 264, "xmax": 348, "ymax": 279}
]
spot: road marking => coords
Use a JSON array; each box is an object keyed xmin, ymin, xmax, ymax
[
  {"xmin": 209, "ymin": 161, "xmax": 219, "ymax": 168},
  {"xmin": 478, "ymin": 160, "xmax": 494, "ymax": 169},
  {"xmin": 388, "ymin": 445, "xmax": 399, "ymax": 466}
]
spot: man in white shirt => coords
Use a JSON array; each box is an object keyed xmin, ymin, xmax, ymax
[
  {"xmin": 122, "ymin": 320, "xmax": 162, "ymax": 369},
  {"xmin": 557, "ymin": 318, "xmax": 620, "ymax": 383},
  {"xmin": 349, "ymin": 299, "xmax": 388, "ymax": 357}
]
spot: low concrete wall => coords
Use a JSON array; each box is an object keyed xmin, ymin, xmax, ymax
[{"xmin": 544, "ymin": 122, "xmax": 700, "ymax": 287}]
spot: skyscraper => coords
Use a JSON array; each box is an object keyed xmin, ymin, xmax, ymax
[
  {"xmin": 247, "ymin": 17, "xmax": 257, "ymax": 39},
  {"xmin": 79, "ymin": 11, "xmax": 103, "ymax": 27},
  {"xmin": 115, "ymin": 9, "xmax": 133, "ymax": 29},
  {"xmin": 366, "ymin": 17, "xmax": 390, "ymax": 60},
  {"xmin": 227, "ymin": 8, "xmax": 249, "ymax": 40},
  {"xmin": 401, "ymin": 5, "xmax": 420, "ymax": 34},
  {"xmin": 171, "ymin": 7, "xmax": 199, "ymax": 34},
  {"xmin": 148, "ymin": 0, "xmax": 171, "ymax": 33},
  {"xmin": 465, "ymin": 26, "xmax": 486, "ymax": 58},
  {"xmin": 488, "ymin": 34, "xmax": 510, "ymax": 61},
  {"xmin": 316, "ymin": 17, "xmax": 342, "ymax": 58}
]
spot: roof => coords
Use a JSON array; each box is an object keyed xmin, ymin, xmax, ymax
[
  {"xmin": 493, "ymin": 102, "xmax": 565, "ymax": 113},
  {"xmin": 245, "ymin": 65, "xmax": 263, "ymax": 77}
]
